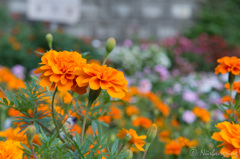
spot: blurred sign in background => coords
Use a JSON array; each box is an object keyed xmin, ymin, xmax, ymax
[{"xmin": 26, "ymin": 0, "xmax": 81, "ymax": 25}]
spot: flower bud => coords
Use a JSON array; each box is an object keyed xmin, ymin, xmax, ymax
[
  {"xmin": 125, "ymin": 150, "xmax": 133, "ymax": 159},
  {"xmin": 26, "ymin": 125, "xmax": 36, "ymax": 144},
  {"xmin": 124, "ymin": 133, "xmax": 132, "ymax": 142},
  {"xmin": 46, "ymin": 33, "xmax": 53, "ymax": 49},
  {"xmin": 105, "ymin": 37, "xmax": 116, "ymax": 53},
  {"xmin": 88, "ymin": 88, "xmax": 102, "ymax": 106},
  {"xmin": 146, "ymin": 124, "xmax": 157, "ymax": 144}
]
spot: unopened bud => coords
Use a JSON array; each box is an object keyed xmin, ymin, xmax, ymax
[
  {"xmin": 124, "ymin": 133, "xmax": 132, "ymax": 142},
  {"xmin": 105, "ymin": 37, "xmax": 116, "ymax": 53},
  {"xmin": 46, "ymin": 33, "xmax": 53, "ymax": 49},
  {"xmin": 26, "ymin": 125, "xmax": 36, "ymax": 144},
  {"xmin": 146, "ymin": 124, "xmax": 157, "ymax": 144},
  {"xmin": 88, "ymin": 88, "xmax": 102, "ymax": 106},
  {"xmin": 125, "ymin": 150, "xmax": 133, "ymax": 159}
]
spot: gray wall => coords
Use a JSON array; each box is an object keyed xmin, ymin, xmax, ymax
[{"xmin": 8, "ymin": 0, "xmax": 203, "ymax": 41}]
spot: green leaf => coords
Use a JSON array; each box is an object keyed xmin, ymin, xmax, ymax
[
  {"xmin": 111, "ymin": 139, "xmax": 119, "ymax": 155},
  {"xmin": 92, "ymin": 120, "xmax": 97, "ymax": 134}
]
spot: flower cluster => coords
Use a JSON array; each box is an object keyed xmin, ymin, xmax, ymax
[{"xmin": 35, "ymin": 50, "xmax": 128, "ymax": 99}]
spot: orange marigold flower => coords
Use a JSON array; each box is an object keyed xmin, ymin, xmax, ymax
[
  {"xmin": 187, "ymin": 140, "xmax": 198, "ymax": 148},
  {"xmin": 132, "ymin": 117, "xmax": 153, "ymax": 129},
  {"xmin": 159, "ymin": 130, "xmax": 171, "ymax": 143},
  {"xmin": 225, "ymin": 82, "xmax": 240, "ymax": 93},
  {"xmin": 125, "ymin": 105, "xmax": 139, "ymax": 117},
  {"xmin": 176, "ymin": 137, "xmax": 198, "ymax": 148},
  {"xmin": 76, "ymin": 63, "xmax": 128, "ymax": 99},
  {"xmin": 86, "ymin": 126, "xmax": 98, "ymax": 135},
  {"xmin": 215, "ymin": 56, "xmax": 240, "ymax": 75},
  {"xmin": 171, "ymin": 119, "xmax": 180, "ymax": 128},
  {"xmin": 224, "ymin": 109, "xmax": 240, "ymax": 121},
  {"xmin": 0, "ymin": 67, "xmax": 25, "ymax": 89},
  {"xmin": 0, "ymin": 140, "xmax": 23, "ymax": 159},
  {"xmin": 117, "ymin": 128, "xmax": 146, "ymax": 151},
  {"xmin": 57, "ymin": 91, "xmax": 73, "ymax": 104},
  {"xmin": 212, "ymin": 121, "xmax": 240, "ymax": 158},
  {"xmin": 122, "ymin": 87, "xmax": 170, "ymax": 116},
  {"xmin": 98, "ymin": 106, "xmax": 122, "ymax": 124},
  {"xmin": 68, "ymin": 124, "xmax": 81, "ymax": 136},
  {"xmin": 155, "ymin": 117, "xmax": 164, "ymax": 128},
  {"xmin": 34, "ymin": 50, "xmax": 87, "ymax": 94},
  {"xmin": 0, "ymin": 127, "xmax": 41, "ymax": 147},
  {"xmin": 221, "ymin": 95, "xmax": 235, "ymax": 104},
  {"xmin": 164, "ymin": 141, "xmax": 182, "ymax": 155},
  {"xmin": 192, "ymin": 107, "xmax": 210, "ymax": 122}
]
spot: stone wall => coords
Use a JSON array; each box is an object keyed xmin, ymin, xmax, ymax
[{"xmin": 7, "ymin": 0, "xmax": 203, "ymax": 41}]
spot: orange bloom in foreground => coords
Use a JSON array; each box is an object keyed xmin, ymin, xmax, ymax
[
  {"xmin": 0, "ymin": 140, "xmax": 23, "ymax": 159},
  {"xmin": 34, "ymin": 50, "xmax": 87, "ymax": 94},
  {"xmin": 215, "ymin": 56, "xmax": 240, "ymax": 75},
  {"xmin": 132, "ymin": 117, "xmax": 153, "ymax": 129},
  {"xmin": 164, "ymin": 141, "xmax": 182, "ymax": 155},
  {"xmin": 212, "ymin": 121, "xmax": 240, "ymax": 158},
  {"xmin": 192, "ymin": 107, "xmax": 210, "ymax": 122},
  {"xmin": 117, "ymin": 128, "xmax": 146, "ymax": 151},
  {"xmin": 76, "ymin": 63, "xmax": 128, "ymax": 99}
]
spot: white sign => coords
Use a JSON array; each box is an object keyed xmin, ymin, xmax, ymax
[
  {"xmin": 26, "ymin": 0, "xmax": 81, "ymax": 25},
  {"xmin": 171, "ymin": 4, "xmax": 192, "ymax": 19}
]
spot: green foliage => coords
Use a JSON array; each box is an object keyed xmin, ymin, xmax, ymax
[{"xmin": 185, "ymin": 0, "xmax": 240, "ymax": 45}]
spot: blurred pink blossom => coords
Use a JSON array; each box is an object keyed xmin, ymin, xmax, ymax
[
  {"xmin": 138, "ymin": 79, "xmax": 152, "ymax": 93},
  {"xmin": 182, "ymin": 90, "xmax": 199, "ymax": 102},
  {"xmin": 123, "ymin": 39, "xmax": 133, "ymax": 47},
  {"xmin": 11, "ymin": 64, "xmax": 26, "ymax": 80},
  {"xmin": 154, "ymin": 65, "xmax": 170, "ymax": 81},
  {"xmin": 182, "ymin": 110, "xmax": 196, "ymax": 124}
]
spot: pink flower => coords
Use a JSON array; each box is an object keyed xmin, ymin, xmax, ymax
[
  {"xmin": 138, "ymin": 79, "xmax": 152, "ymax": 93},
  {"xmin": 182, "ymin": 110, "xmax": 196, "ymax": 124},
  {"xmin": 123, "ymin": 39, "xmax": 133, "ymax": 47},
  {"xmin": 154, "ymin": 65, "xmax": 169, "ymax": 81},
  {"xmin": 11, "ymin": 64, "xmax": 26, "ymax": 80},
  {"xmin": 182, "ymin": 90, "xmax": 199, "ymax": 103}
]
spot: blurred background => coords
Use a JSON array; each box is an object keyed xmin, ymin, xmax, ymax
[
  {"xmin": 1, "ymin": 1, "xmax": 240, "ymax": 158},
  {"xmin": 0, "ymin": 0, "xmax": 240, "ymax": 75}
]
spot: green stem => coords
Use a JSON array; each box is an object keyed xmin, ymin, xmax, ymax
[
  {"xmin": 0, "ymin": 107, "xmax": 6, "ymax": 130},
  {"xmin": 102, "ymin": 53, "xmax": 109, "ymax": 65},
  {"xmin": 51, "ymin": 88, "xmax": 61, "ymax": 137},
  {"xmin": 229, "ymin": 83, "xmax": 237, "ymax": 122},
  {"xmin": 30, "ymin": 143, "xmax": 38, "ymax": 159},
  {"xmin": 81, "ymin": 102, "xmax": 92, "ymax": 144},
  {"xmin": 142, "ymin": 143, "xmax": 150, "ymax": 159},
  {"xmin": 116, "ymin": 143, "xmax": 125, "ymax": 158}
]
